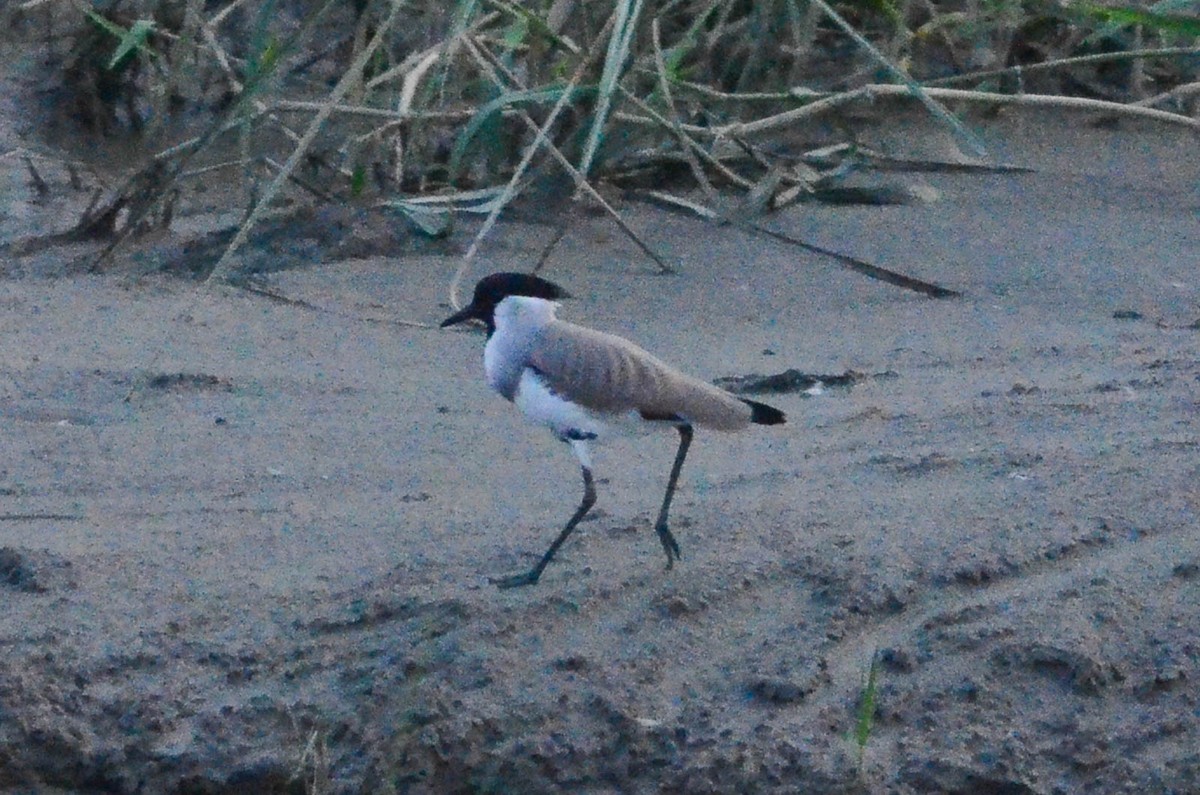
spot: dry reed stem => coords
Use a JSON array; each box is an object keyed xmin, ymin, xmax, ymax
[
  {"xmin": 618, "ymin": 79, "xmax": 1200, "ymax": 142},
  {"xmin": 449, "ymin": 6, "xmax": 623, "ymax": 312},
  {"xmin": 462, "ymin": 35, "xmax": 671, "ymax": 276},
  {"xmin": 1133, "ymin": 80, "xmax": 1200, "ymax": 109},
  {"xmin": 198, "ymin": 21, "xmax": 308, "ymax": 154},
  {"xmin": 207, "ymin": 0, "xmax": 407, "ymax": 282},
  {"xmin": 393, "ymin": 47, "xmax": 444, "ymax": 184},
  {"xmin": 650, "ymin": 17, "xmax": 718, "ymax": 205},
  {"xmin": 854, "ymin": 84, "xmax": 1200, "ymax": 131},
  {"xmin": 614, "ymin": 90, "xmax": 756, "ymax": 190},
  {"xmin": 926, "ymin": 47, "xmax": 1200, "ymax": 88},
  {"xmin": 207, "ymin": 0, "xmax": 255, "ymax": 28},
  {"xmin": 272, "ymin": 100, "xmax": 479, "ymax": 121},
  {"xmin": 364, "ymin": 12, "xmax": 502, "ymax": 90},
  {"xmin": 670, "ymin": 80, "xmax": 796, "ymax": 102},
  {"xmin": 805, "ymin": 0, "xmax": 988, "ymax": 156},
  {"xmin": 577, "ymin": 0, "xmax": 644, "ymax": 177},
  {"xmin": 625, "ymin": 87, "xmax": 867, "ymax": 138}
]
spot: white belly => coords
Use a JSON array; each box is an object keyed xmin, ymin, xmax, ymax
[
  {"xmin": 513, "ymin": 366, "xmax": 688, "ymax": 446},
  {"xmin": 514, "ymin": 368, "xmax": 610, "ymax": 440}
]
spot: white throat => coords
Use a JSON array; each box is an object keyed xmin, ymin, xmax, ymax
[
  {"xmin": 484, "ymin": 296, "xmax": 559, "ymax": 401},
  {"xmin": 493, "ymin": 295, "xmax": 559, "ymax": 335}
]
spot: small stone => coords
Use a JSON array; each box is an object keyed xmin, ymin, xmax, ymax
[
  {"xmin": 747, "ymin": 677, "xmax": 810, "ymax": 704},
  {"xmin": 879, "ymin": 647, "xmax": 915, "ymax": 673},
  {"xmin": 1172, "ymin": 560, "xmax": 1199, "ymax": 580}
]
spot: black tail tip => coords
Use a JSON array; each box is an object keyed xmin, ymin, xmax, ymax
[{"xmin": 742, "ymin": 399, "xmax": 786, "ymax": 425}]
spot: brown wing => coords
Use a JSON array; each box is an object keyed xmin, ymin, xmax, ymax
[{"xmin": 528, "ymin": 320, "xmax": 753, "ymax": 431}]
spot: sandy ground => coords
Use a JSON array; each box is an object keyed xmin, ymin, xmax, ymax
[{"xmin": 2, "ymin": 103, "xmax": 1199, "ymax": 793}]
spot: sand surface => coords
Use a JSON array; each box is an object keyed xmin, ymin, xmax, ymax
[{"xmin": 1, "ymin": 107, "xmax": 1199, "ymax": 792}]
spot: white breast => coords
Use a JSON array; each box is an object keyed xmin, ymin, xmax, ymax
[
  {"xmin": 484, "ymin": 296, "xmax": 559, "ymax": 400},
  {"xmin": 489, "ymin": 296, "xmax": 684, "ymax": 443}
]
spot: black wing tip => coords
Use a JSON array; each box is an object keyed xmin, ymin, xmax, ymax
[{"xmin": 742, "ymin": 398, "xmax": 786, "ymax": 425}]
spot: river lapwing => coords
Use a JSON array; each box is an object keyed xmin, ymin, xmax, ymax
[{"xmin": 442, "ymin": 272, "xmax": 786, "ymax": 588}]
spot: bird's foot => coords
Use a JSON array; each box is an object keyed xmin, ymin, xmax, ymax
[
  {"xmin": 489, "ymin": 570, "xmax": 542, "ymax": 589},
  {"xmin": 655, "ymin": 524, "xmax": 682, "ymax": 570}
]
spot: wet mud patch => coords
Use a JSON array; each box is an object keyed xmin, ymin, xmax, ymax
[
  {"xmin": 0, "ymin": 547, "xmax": 75, "ymax": 593},
  {"xmin": 991, "ymin": 642, "xmax": 1124, "ymax": 696},
  {"xmin": 714, "ymin": 368, "xmax": 888, "ymax": 395},
  {"xmin": 144, "ymin": 371, "xmax": 233, "ymax": 392}
]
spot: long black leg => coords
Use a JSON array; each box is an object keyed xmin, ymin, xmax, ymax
[
  {"xmin": 653, "ymin": 424, "xmax": 693, "ymax": 568},
  {"xmin": 491, "ymin": 465, "xmax": 596, "ymax": 589}
]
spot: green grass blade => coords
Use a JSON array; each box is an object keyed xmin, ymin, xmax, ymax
[
  {"xmin": 450, "ymin": 0, "xmax": 482, "ymax": 38},
  {"xmin": 83, "ymin": 8, "xmax": 125, "ymax": 39},
  {"xmin": 448, "ymin": 84, "xmax": 597, "ymax": 184},
  {"xmin": 350, "ymin": 164, "xmax": 367, "ymax": 196},
  {"xmin": 1082, "ymin": 4, "xmax": 1200, "ymax": 37},
  {"xmin": 489, "ymin": 0, "xmax": 581, "ymax": 54},
  {"xmin": 807, "ymin": 0, "xmax": 988, "ymax": 157},
  {"xmin": 853, "ymin": 650, "xmax": 881, "ymax": 774},
  {"xmin": 432, "ymin": 0, "xmax": 482, "ymax": 96},
  {"xmin": 107, "ymin": 19, "xmax": 156, "ymax": 69},
  {"xmin": 84, "ymin": 11, "xmax": 158, "ymax": 68},
  {"xmin": 384, "ymin": 200, "xmax": 453, "ymax": 237},
  {"xmin": 245, "ymin": 0, "xmax": 281, "ymax": 84},
  {"xmin": 662, "ymin": 0, "xmax": 724, "ymax": 77},
  {"xmin": 577, "ymin": 0, "xmax": 644, "ymax": 176}
]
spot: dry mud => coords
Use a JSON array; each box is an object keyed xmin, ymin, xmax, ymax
[{"xmin": 2, "ymin": 106, "xmax": 1199, "ymax": 793}]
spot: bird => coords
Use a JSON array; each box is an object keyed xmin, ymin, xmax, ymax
[{"xmin": 441, "ymin": 272, "xmax": 786, "ymax": 588}]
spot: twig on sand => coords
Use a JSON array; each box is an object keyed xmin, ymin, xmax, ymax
[
  {"xmin": 749, "ymin": 221, "xmax": 960, "ymax": 299},
  {"xmin": 636, "ymin": 190, "xmax": 960, "ymax": 299},
  {"xmin": 231, "ymin": 280, "xmax": 432, "ymax": 329}
]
